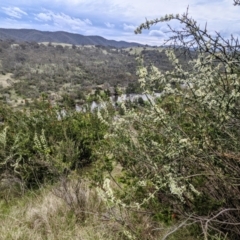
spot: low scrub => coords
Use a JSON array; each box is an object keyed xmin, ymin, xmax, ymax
[{"xmin": 0, "ymin": 101, "xmax": 106, "ymax": 189}]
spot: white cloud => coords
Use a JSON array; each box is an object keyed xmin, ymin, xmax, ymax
[
  {"xmin": 34, "ymin": 10, "xmax": 92, "ymax": 31},
  {"xmin": 149, "ymin": 30, "xmax": 165, "ymax": 37},
  {"xmin": 84, "ymin": 18, "xmax": 92, "ymax": 25},
  {"xmin": 123, "ymin": 23, "xmax": 136, "ymax": 31},
  {"xmin": 35, "ymin": 12, "xmax": 51, "ymax": 21},
  {"xmin": 2, "ymin": 6, "xmax": 27, "ymax": 19},
  {"xmin": 105, "ymin": 22, "xmax": 115, "ymax": 28},
  {"xmin": 52, "ymin": 12, "xmax": 92, "ymax": 30}
]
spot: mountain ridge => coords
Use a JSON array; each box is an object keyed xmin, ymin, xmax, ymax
[{"xmin": 0, "ymin": 28, "xmax": 144, "ymax": 48}]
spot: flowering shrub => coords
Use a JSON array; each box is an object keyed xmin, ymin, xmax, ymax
[{"xmin": 95, "ymin": 4, "xmax": 240, "ymax": 239}]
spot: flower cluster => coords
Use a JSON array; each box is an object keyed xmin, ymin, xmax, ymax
[{"xmin": 34, "ymin": 129, "xmax": 50, "ymax": 162}]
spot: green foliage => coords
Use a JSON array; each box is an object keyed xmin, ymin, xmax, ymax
[
  {"xmin": 0, "ymin": 102, "xmax": 106, "ymax": 189},
  {"xmin": 93, "ymin": 18, "xmax": 240, "ymax": 240},
  {"xmin": 60, "ymin": 93, "xmax": 76, "ymax": 108}
]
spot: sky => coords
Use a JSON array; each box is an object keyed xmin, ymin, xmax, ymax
[{"xmin": 0, "ymin": 0, "xmax": 239, "ymax": 45}]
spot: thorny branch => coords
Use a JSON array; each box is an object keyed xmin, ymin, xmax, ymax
[
  {"xmin": 135, "ymin": 6, "xmax": 240, "ymax": 72},
  {"xmin": 233, "ymin": 0, "xmax": 240, "ymax": 6}
]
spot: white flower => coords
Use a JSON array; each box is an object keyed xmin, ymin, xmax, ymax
[{"xmin": 168, "ymin": 176, "xmax": 186, "ymax": 202}]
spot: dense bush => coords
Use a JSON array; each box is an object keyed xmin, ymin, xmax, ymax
[
  {"xmin": 94, "ymin": 3, "xmax": 240, "ymax": 240},
  {"xmin": 0, "ymin": 101, "xmax": 106, "ymax": 189}
]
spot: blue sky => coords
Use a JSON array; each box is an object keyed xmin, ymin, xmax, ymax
[{"xmin": 0, "ymin": 0, "xmax": 239, "ymax": 45}]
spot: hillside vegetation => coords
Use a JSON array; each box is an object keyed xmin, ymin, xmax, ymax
[
  {"xmin": 0, "ymin": 40, "xmax": 189, "ymax": 108},
  {"xmin": 1, "ymin": 2, "xmax": 240, "ymax": 240}
]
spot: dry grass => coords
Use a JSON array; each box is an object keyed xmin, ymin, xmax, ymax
[
  {"xmin": 40, "ymin": 42, "xmax": 96, "ymax": 49},
  {"xmin": 0, "ymin": 177, "xmax": 138, "ymax": 240},
  {"xmin": 0, "ymin": 73, "xmax": 15, "ymax": 88},
  {"xmin": 0, "ymin": 175, "xmax": 195, "ymax": 240},
  {"xmin": 0, "ymin": 188, "xmax": 78, "ymax": 239},
  {"xmin": 123, "ymin": 46, "xmax": 164, "ymax": 55}
]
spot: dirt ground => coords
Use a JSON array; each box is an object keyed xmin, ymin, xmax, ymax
[{"xmin": 0, "ymin": 73, "xmax": 14, "ymax": 88}]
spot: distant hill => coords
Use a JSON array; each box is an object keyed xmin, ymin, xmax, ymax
[{"xmin": 0, "ymin": 28, "xmax": 144, "ymax": 48}]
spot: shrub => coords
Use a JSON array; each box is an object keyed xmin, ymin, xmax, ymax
[
  {"xmin": 0, "ymin": 102, "xmax": 106, "ymax": 189},
  {"xmin": 95, "ymin": 2, "xmax": 240, "ymax": 239}
]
